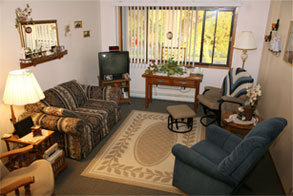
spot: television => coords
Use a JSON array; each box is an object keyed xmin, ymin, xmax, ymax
[{"xmin": 98, "ymin": 51, "xmax": 130, "ymax": 80}]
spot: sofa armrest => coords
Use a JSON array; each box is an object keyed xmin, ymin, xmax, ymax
[
  {"xmin": 172, "ymin": 144, "xmax": 235, "ymax": 186},
  {"xmin": 206, "ymin": 125, "xmax": 242, "ymax": 153},
  {"xmin": 81, "ymin": 85, "xmax": 121, "ymax": 104},
  {"xmin": 31, "ymin": 113, "xmax": 91, "ymax": 136}
]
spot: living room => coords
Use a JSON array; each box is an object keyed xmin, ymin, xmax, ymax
[{"xmin": 0, "ymin": 0, "xmax": 292, "ymax": 195}]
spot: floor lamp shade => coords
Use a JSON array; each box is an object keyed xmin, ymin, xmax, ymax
[
  {"xmin": 3, "ymin": 69, "xmax": 45, "ymax": 106},
  {"xmin": 233, "ymin": 31, "xmax": 257, "ymax": 68},
  {"xmin": 234, "ymin": 31, "xmax": 257, "ymax": 50}
]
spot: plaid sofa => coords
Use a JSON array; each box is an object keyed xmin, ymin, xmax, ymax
[{"xmin": 21, "ymin": 80, "xmax": 121, "ymax": 160}]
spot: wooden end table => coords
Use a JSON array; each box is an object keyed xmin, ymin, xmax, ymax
[
  {"xmin": 222, "ymin": 112, "xmax": 264, "ymax": 135},
  {"xmin": 2, "ymin": 130, "xmax": 55, "ymax": 159}
]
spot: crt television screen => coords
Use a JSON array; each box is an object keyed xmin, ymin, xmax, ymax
[{"xmin": 98, "ymin": 51, "xmax": 129, "ymax": 79}]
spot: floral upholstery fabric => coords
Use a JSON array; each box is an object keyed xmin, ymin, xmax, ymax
[
  {"xmin": 81, "ymin": 85, "xmax": 121, "ymax": 104},
  {"xmin": 42, "ymin": 80, "xmax": 88, "ymax": 110},
  {"xmin": 22, "ymin": 80, "xmax": 121, "ymax": 160}
]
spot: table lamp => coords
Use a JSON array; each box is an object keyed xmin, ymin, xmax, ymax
[
  {"xmin": 234, "ymin": 31, "xmax": 257, "ymax": 69},
  {"xmin": 3, "ymin": 69, "xmax": 45, "ymax": 124}
]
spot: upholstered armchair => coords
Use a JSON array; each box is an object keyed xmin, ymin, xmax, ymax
[
  {"xmin": 197, "ymin": 67, "xmax": 254, "ymax": 126},
  {"xmin": 172, "ymin": 117, "xmax": 287, "ymax": 195},
  {"xmin": 0, "ymin": 145, "xmax": 54, "ymax": 195}
]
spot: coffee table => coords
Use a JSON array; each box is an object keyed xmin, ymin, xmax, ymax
[{"xmin": 222, "ymin": 112, "xmax": 264, "ymax": 135}]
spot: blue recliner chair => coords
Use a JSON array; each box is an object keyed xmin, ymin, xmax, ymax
[{"xmin": 172, "ymin": 117, "xmax": 287, "ymax": 195}]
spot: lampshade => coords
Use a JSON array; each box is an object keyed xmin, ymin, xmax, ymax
[
  {"xmin": 3, "ymin": 69, "xmax": 45, "ymax": 106},
  {"xmin": 234, "ymin": 31, "xmax": 257, "ymax": 50}
]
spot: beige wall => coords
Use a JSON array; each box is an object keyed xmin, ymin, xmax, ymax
[
  {"xmin": 258, "ymin": 0, "xmax": 293, "ymax": 195},
  {"xmin": 0, "ymin": 1, "xmax": 101, "ymax": 152}
]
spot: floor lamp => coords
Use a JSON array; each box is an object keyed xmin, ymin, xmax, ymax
[
  {"xmin": 3, "ymin": 69, "xmax": 45, "ymax": 124},
  {"xmin": 234, "ymin": 31, "xmax": 257, "ymax": 69}
]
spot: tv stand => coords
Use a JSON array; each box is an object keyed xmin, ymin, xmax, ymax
[{"xmin": 98, "ymin": 76, "xmax": 131, "ymax": 104}]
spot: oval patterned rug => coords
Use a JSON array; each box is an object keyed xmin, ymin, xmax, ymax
[{"xmin": 81, "ymin": 110, "xmax": 205, "ymax": 194}]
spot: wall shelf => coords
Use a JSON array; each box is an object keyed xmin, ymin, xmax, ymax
[{"xmin": 20, "ymin": 50, "xmax": 68, "ymax": 69}]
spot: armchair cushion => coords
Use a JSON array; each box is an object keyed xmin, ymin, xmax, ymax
[
  {"xmin": 0, "ymin": 159, "xmax": 54, "ymax": 195},
  {"xmin": 206, "ymin": 125, "xmax": 242, "ymax": 153},
  {"xmin": 191, "ymin": 141, "xmax": 229, "ymax": 164},
  {"xmin": 222, "ymin": 67, "xmax": 254, "ymax": 97},
  {"xmin": 0, "ymin": 161, "xmax": 9, "ymax": 180}
]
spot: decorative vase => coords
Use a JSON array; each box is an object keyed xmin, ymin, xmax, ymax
[{"xmin": 243, "ymin": 105, "xmax": 255, "ymax": 121}]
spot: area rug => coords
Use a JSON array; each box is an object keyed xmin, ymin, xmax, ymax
[{"xmin": 81, "ymin": 110, "xmax": 205, "ymax": 194}]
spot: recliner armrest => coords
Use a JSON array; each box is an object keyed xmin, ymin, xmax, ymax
[
  {"xmin": 221, "ymin": 96, "xmax": 246, "ymax": 105},
  {"xmin": 0, "ymin": 176, "xmax": 34, "ymax": 195},
  {"xmin": 172, "ymin": 144, "xmax": 235, "ymax": 186},
  {"xmin": 204, "ymin": 86, "xmax": 221, "ymax": 91},
  {"xmin": 206, "ymin": 125, "xmax": 242, "ymax": 153}
]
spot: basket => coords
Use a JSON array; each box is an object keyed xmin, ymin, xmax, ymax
[{"xmin": 51, "ymin": 151, "xmax": 67, "ymax": 177}]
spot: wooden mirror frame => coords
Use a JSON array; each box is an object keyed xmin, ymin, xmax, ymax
[
  {"xmin": 19, "ymin": 20, "xmax": 60, "ymax": 50},
  {"xmin": 283, "ymin": 21, "xmax": 293, "ymax": 66},
  {"xmin": 18, "ymin": 20, "xmax": 67, "ymax": 69}
]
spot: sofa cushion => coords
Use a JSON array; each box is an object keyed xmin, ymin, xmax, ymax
[
  {"xmin": 42, "ymin": 106, "xmax": 81, "ymax": 118},
  {"xmin": 82, "ymin": 85, "xmax": 121, "ymax": 104},
  {"xmin": 42, "ymin": 80, "xmax": 88, "ymax": 110},
  {"xmin": 74, "ymin": 99, "xmax": 120, "ymax": 137}
]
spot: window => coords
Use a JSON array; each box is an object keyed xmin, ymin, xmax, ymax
[{"xmin": 122, "ymin": 7, "xmax": 236, "ymax": 68}]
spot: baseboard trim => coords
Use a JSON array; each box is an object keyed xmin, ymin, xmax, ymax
[{"xmin": 131, "ymin": 90, "xmax": 194, "ymax": 102}]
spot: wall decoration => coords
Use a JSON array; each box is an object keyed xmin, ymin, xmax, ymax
[
  {"xmin": 74, "ymin": 21, "xmax": 82, "ymax": 28},
  {"xmin": 284, "ymin": 21, "xmax": 293, "ymax": 65},
  {"xmin": 167, "ymin": 31, "xmax": 173, "ymax": 40},
  {"xmin": 65, "ymin": 24, "xmax": 71, "ymax": 37},
  {"xmin": 83, "ymin": 30, "xmax": 90, "ymax": 38},
  {"xmin": 265, "ymin": 18, "xmax": 282, "ymax": 55},
  {"xmin": 15, "ymin": 4, "xmax": 32, "ymax": 29}
]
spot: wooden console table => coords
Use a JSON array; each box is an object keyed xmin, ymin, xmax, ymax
[{"xmin": 142, "ymin": 73, "xmax": 203, "ymax": 111}]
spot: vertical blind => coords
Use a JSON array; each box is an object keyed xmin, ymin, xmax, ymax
[{"xmin": 126, "ymin": 6, "xmax": 235, "ymax": 67}]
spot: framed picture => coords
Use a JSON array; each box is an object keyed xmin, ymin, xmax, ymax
[
  {"xmin": 83, "ymin": 30, "xmax": 90, "ymax": 38},
  {"xmin": 284, "ymin": 21, "xmax": 293, "ymax": 65},
  {"xmin": 74, "ymin": 21, "xmax": 82, "ymax": 28}
]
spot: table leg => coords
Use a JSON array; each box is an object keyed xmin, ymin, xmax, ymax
[
  {"xmin": 149, "ymin": 84, "xmax": 152, "ymax": 103},
  {"xmin": 194, "ymin": 82, "xmax": 200, "ymax": 112},
  {"xmin": 145, "ymin": 79, "xmax": 149, "ymax": 108}
]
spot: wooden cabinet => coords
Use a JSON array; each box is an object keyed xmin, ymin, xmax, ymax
[{"xmin": 98, "ymin": 76, "xmax": 131, "ymax": 104}]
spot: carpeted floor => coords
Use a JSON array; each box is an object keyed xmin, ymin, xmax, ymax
[{"xmin": 55, "ymin": 98, "xmax": 284, "ymax": 195}]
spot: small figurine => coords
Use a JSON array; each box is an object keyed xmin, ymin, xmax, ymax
[{"xmin": 31, "ymin": 125, "xmax": 42, "ymax": 137}]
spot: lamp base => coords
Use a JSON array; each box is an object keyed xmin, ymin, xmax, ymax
[
  {"xmin": 241, "ymin": 50, "xmax": 248, "ymax": 69},
  {"xmin": 10, "ymin": 105, "xmax": 17, "ymax": 124}
]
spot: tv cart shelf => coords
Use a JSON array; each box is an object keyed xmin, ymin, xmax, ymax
[{"xmin": 98, "ymin": 76, "xmax": 131, "ymax": 104}]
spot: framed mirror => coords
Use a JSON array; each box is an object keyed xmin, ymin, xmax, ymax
[
  {"xmin": 284, "ymin": 21, "xmax": 293, "ymax": 65},
  {"xmin": 19, "ymin": 20, "xmax": 59, "ymax": 54}
]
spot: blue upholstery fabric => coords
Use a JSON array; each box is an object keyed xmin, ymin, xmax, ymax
[
  {"xmin": 222, "ymin": 68, "xmax": 254, "ymax": 97},
  {"xmin": 172, "ymin": 117, "xmax": 287, "ymax": 195},
  {"xmin": 191, "ymin": 141, "xmax": 229, "ymax": 164}
]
